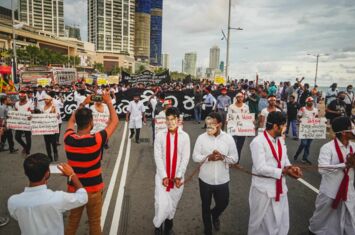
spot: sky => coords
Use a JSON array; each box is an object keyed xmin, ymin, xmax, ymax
[{"xmin": 2, "ymin": 0, "xmax": 354, "ymax": 86}]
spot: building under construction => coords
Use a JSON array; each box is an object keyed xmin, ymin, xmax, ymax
[{"xmin": 134, "ymin": 0, "xmax": 151, "ymax": 62}]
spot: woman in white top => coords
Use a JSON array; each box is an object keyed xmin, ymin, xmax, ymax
[
  {"xmin": 40, "ymin": 95, "xmax": 60, "ymax": 162},
  {"xmin": 90, "ymin": 95, "xmax": 110, "ymax": 148},
  {"xmin": 227, "ymin": 92, "xmax": 250, "ymax": 163}
]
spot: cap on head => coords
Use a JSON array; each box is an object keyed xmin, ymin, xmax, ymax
[{"xmin": 306, "ymin": 97, "xmax": 314, "ymax": 102}]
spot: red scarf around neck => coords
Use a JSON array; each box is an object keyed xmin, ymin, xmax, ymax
[
  {"xmin": 264, "ymin": 131, "xmax": 283, "ymax": 201},
  {"xmin": 332, "ymin": 138, "xmax": 353, "ymax": 209},
  {"xmin": 166, "ymin": 129, "xmax": 178, "ymax": 192}
]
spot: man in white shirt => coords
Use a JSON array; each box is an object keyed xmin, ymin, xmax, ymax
[
  {"xmin": 309, "ymin": 116, "xmax": 355, "ymax": 235},
  {"xmin": 8, "ymin": 153, "xmax": 88, "ymax": 235},
  {"xmin": 35, "ymin": 85, "xmax": 47, "ymax": 110},
  {"xmin": 326, "ymin": 83, "xmax": 338, "ymax": 106},
  {"xmin": 193, "ymin": 112, "xmax": 238, "ymax": 235},
  {"xmin": 14, "ymin": 91, "xmax": 34, "ymax": 156},
  {"xmin": 248, "ymin": 111, "xmax": 302, "ymax": 235},
  {"xmin": 259, "ymin": 95, "xmax": 281, "ymax": 130},
  {"xmin": 344, "ymin": 85, "xmax": 354, "ymax": 117},
  {"xmin": 153, "ymin": 107, "xmax": 190, "ymax": 235},
  {"xmin": 126, "ymin": 93, "xmax": 146, "ymax": 144}
]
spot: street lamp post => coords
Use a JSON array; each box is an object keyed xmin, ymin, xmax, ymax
[
  {"xmin": 11, "ymin": 0, "xmax": 17, "ymax": 83},
  {"xmin": 307, "ymin": 53, "xmax": 329, "ymax": 86},
  {"xmin": 223, "ymin": 0, "xmax": 243, "ymax": 83}
]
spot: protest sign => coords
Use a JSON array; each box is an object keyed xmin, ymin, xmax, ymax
[
  {"xmin": 97, "ymin": 76, "xmax": 107, "ymax": 86},
  {"xmin": 227, "ymin": 113, "xmax": 255, "ymax": 136},
  {"xmin": 154, "ymin": 114, "xmax": 184, "ymax": 135},
  {"xmin": 299, "ymin": 117, "xmax": 327, "ymax": 139},
  {"xmin": 214, "ymin": 76, "xmax": 226, "ymax": 85},
  {"xmin": 37, "ymin": 78, "xmax": 50, "ymax": 86},
  {"xmin": 108, "ymin": 76, "xmax": 119, "ymax": 84},
  {"xmin": 91, "ymin": 112, "xmax": 110, "ymax": 134},
  {"xmin": 31, "ymin": 113, "xmax": 59, "ymax": 135},
  {"xmin": 6, "ymin": 111, "xmax": 31, "ymax": 131}
]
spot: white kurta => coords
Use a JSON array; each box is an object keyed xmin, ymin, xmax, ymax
[
  {"xmin": 153, "ymin": 128, "xmax": 190, "ymax": 228},
  {"xmin": 309, "ymin": 139, "xmax": 355, "ymax": 235},
  {"xmin": 127, "ymin": 101, "xmax": 145, "ymax": 129},
  {"xmin": 248, "ymin": 131, "xmax": 291, "ymax": 235}
]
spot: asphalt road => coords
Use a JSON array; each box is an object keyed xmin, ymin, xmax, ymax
[{"xmin": 0, "ymin": 120, "xmax": 335, "ymax": 235}]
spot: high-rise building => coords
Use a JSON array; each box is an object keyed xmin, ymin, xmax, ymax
[
  {"xmin": 209, "ymin": 45, "xmax": 220, "ymax": 69},
  {"xmin": 183, "ymin": 52, "xmax": 197, "ymax": 77},
  {"xmin": 64, "ymin": 25, "xmax": 81, "ymax": 40},
  {"xmin": 162, "ymin": 53, "xmax": 169, "ymax": 69},
  {"xmin": 88, "ymin": 0, "xmax": 135, "ymax": 55},
  {"xmin": 134, "ymin": 0, "xmax": 151, "ymax": 62},
  {"xmin": 220, "ymin": 61, "xmax": 224, "ymax": 72},
  {"xmin": 150, "ymin": 0, "xmax": 162, "ymax": 66},
  {"xmin": 18, "ymin": 0, "xmax": 64, "ymax": 37}
]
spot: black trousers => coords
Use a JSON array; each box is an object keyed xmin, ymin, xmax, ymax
[
  {"xmin": 44, "ymin": 134, "xmax": 57, "ymax": 160},
  {"xmin": 130, "ymin": 128, "xmax": 141, "ymax": 141},
  {"xmin": 233, "ymin": 136, "xmax": 246, "ymax": 163},
  {"xmin": 1, "ymin": 129, "xmax": 15, "ymax": 151},
  {"xmin": 55, "ymin": 123, "xmax": 62, "ymax": 143},
  {"xmin": 15, "ymin": 130, "xmax": 31, "ymax": 154},
  {"xmin": 199, "ymin": 179, "xmax": 229, "ymax": 235}
]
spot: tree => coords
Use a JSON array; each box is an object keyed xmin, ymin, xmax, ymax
[
  {"xmin": 25, "ymin": 45, "xmax": 40, "ymax": 65},
  {"xmin": 0, "ymin": 50, "xmax": 12, "ymax": 64},
  {"xmin": 93, "ymin": 62, "xmax": 104, "ymax": 73},
  {"xmin": 154, "ymin": 67, "xmax": 167, "ymax": 74},
  {"xmin": 111, "ymin": 66, "xmax": 120, "ymax": 75},
  {"xmin": 136, "ymin": 64, "xmax": 146, "ymax": 74}
]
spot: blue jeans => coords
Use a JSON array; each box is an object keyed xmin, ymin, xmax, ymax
[
  {"xmin": 194, "ymin": 105, "xmax": 202, "ymax": 122},
  {"xmin": 286, "ymin": 119, "xmax": 297, "ymax": 137},
  {"xmin": 294, "ymin": 139, "xmax": 313, "ymax": 160}
]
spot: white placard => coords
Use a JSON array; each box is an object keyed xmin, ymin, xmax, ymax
[
  {"xmin": 91, "ymin": 113, "xmax": 110, "ymax": 134},
  {"xmin": 6, "ymin": 111, "xmax": 32, "ymax": 131},
  {"xmin": 299, "ymin": 117, "xmax": 327, "ymax": 139},
  {"xmin": 154, "ymin": 114, "xmax": 183, "ymax": 135},
  {"xmin": 227, "ymin": 113, "xmax": 256, "ymax": 136},
  {"xmin": 31, "ymin": 113, "xmax": 59, "ymax": 135}
]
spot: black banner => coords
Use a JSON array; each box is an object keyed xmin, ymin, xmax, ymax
[
  {"xmin": 121, "ymin": 70, "xmax": 170, "ymax": 85},
  {"xmin": 60, "ymin": 89, "xmax": 237, "ymax": 120}
]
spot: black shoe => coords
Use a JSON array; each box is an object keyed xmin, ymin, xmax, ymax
[
  {"xmin": 129, "ymin": 132, "xmax": 134, "ymax": 139},
  {"xmin": 164, "ymin": 219, "xmax": 173, "ymax": 235},
  {"xmin": 104, "ymin": 144, "xmax": 109, "ymax": 149},
  {"xmin": 56, "ymin": 142, "xmax": 61, "ymax": 146},
  {"xmin": 293, "ymin": 137, "xmax": 299, "ymax": 141},
  {"xmin": 212, "ymin": 215, "xmax": 220, "ymax": 231},
  {"xmin": 136, "ymin": 139, "xmax": 140, "ymax": 144},
  {"xmin": 0, "ymin": 147, "xmax": 9, "ymax": 152},
  {"xmin": 10, "ymin": 148, "xmax": 18, "ymax": 154},
  {"xmin": 293, "ymin": 155, "xmax": 298, "ymax": 161},
  {"xmin": 54, "ymin": 153, "xmax": 58, "ymax": 162},
  {"xmin": 155, "ymin": 226, "xmax": 163, "ymax": 235}
]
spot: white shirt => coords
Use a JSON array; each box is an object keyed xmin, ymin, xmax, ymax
[
  {"xmin": 91, "ymin": 103, "xmax": 109, "ymax": 115},
  {"xmin": 74, "ymin": 91, "xmax": 86, "ymax": 107},
  {"xmin": 150, "ymin": 97, "xmax": 158, "ymax": 118},
  {"xmin": 326, "ymin": 89, "xmax": 338, "ymax": 105},
  {"xmin": 193, "ymin": 131, "xmax": 239, "ymax": 185},
  {"xmin": 127, "ymin": 101, "xmax": 145, "ymax": 120},
  {"xmin": 260, "ymin": 107, "xmax": 281, "ymax": 129},
  {"xmin": 227, "ymin": 103, "xmax": 250, "ymax": 114},
  {"xmin": 15, "ymin": 101, "xmax": 34, "ymax": 113},
  {"xmin": 154, "ymin": 128, "xmax": 190, "ymax": 179},
  {"xmin": 250, "ymin": 131, "xmax": 291, "ymax": 198},
  {"xmin": 8, "ymin": 185, "xmax": 88, "ymax": 235},
  {"xmin": 298, "ymin": 107, "xmax": 318, "ymax": 118},
  {"xmin": 344, "ymin": 91, "xmax": 354, "ymax": 105},
  {"xmin": 53, "ymin": 98, "xmax": 63, "ymax": 124},
  {"xmin": 318, "ymin": 139, "xmax": 355, "ymax": 199}
]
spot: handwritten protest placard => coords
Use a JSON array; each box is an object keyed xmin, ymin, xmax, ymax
[
  {"xmin": 6, "ymin": 111, "xmax": 32, "ymax": 131},
  {"xmin": 299, "ymin": 117, "xmax": 327, "ymax": 139},
  {"xmin": 227, "ymin": 113, "xmax": 256, "ymax": 136},
  {"xmin": 91, "ymin": 113, "xmax": 110, "ymax": 134},
  {"xmin": 155, "ymin": 114, "xmax": 183, "ymax": 135},
  {"xmin": 31, "ymin": 113, "xmax": 59, "ymax": 135}
]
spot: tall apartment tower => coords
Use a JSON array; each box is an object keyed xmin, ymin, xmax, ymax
[
  {"xmin": 88, "ymin": 0, "xmax": 135, "ymax": 55},
  {"xmin": 184, "ymin": 52, "xmax": 197, "ymax": 77},
  {"xmin": 162, "ymin": 53, "xmax": 169, "ymax": 69},
  {"xmin": 209, "ymin": 45, "xmax": 220, "ymax": 70},
  {"xmin": 150, "ymin": 0, "xmax": 162, "ymax": 66},
  {"xmin": 18, "ymin": 0, "xmax": 64, "ymax": 37},
  {"xmin": 134, "ymin": 0, "xmax": 151, "ymax": 61}
]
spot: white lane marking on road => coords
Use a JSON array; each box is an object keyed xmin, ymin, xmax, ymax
[
  {"xmin": 101, "ymin": 122, "xmax": 128, "ymax": 229},
  {"xmin": 297, "ymin": 178, "xmax": 320, "ymax": 194},
  {"xmin": 109, "ymin": 133, "xmax": 132, "ymax": 235}
]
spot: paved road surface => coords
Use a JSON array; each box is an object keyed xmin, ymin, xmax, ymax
[{"xmin": 0, "ymin": 120, "xmax": 334, "ymax": 235}]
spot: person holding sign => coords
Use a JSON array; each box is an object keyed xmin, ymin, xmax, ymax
[
  {"xmin": 227, "ymin": 92, "xmax": 250, "ymax": 163},
  {"xmin": 193, "ymin": 112, "xmax": 238, "ymax": 235},
  {"xmin": 309, "ymin": 116, "xmax": 355, "ymax": 235},
  {"xmin": 39, "ymin": 95, "xmax": 60, "ymax": 162},
  {"xmin": 293, "ymin": 97, "xmax": 318, "ymax": 164},
  {"xmin": 90, "ymin": 93, "xmax": 110, "ymax": 148},
  {"xmin": 14, "ymin": 91, "xmax": 34, "ymax": 156},
  {"xmin": 248, "ymin": 111, "xmax": 302, "ymax": 235},
  {"xmin": 153, "ymin": 107, "xmax": 190, "ymax": 235}
]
